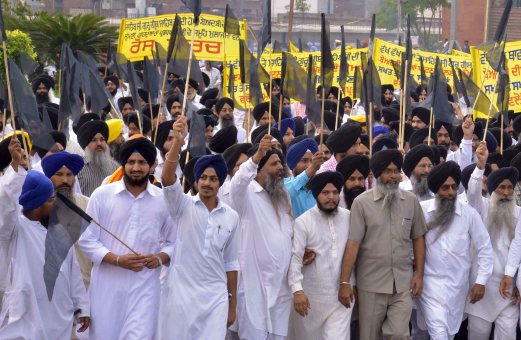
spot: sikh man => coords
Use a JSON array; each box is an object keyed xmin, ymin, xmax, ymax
[
  {"xmin": 161, "ymin": 115, "xmax": 239, "ymax": 338},
  {"xmin": 466, "ymin": 141, "xmax": 520, "ymax": 339},
  {"xmin": 338, "ymin": 149, "xmax": 427, "ymax": 340},
  {"xmin": 32, "ymin": 74, "xmax": 56, "ymax": 104},
  {"xmin": 284, "ymin": 137, "xmax": 324, "ymax": 217},
  {"xmin": 78, "ymin": 137, "xmax": 175, "ymax": 339},
  {"xmin": 229, "ymin": 134, "xmax": 293, "ymax": 339},
  {"xmin": 288, "ymin": 171, "xmax": 354, "ymax": 340},
  {"xmin": 76, "ymin": 120, "xmax": 119, "ymax": 196},
  {"xmin": 318, "ymin": 124, "xmax": 363, "ymax": 173},
  {"xmin": 0, "ymin": 137, "xmax": 90, "ymax": 339},
  {"xmin": 220, "ymin": 142, "xmax": 252, "ymax": 205},
  {"xmin": 416, "ymin": 161, "xmax": 493, "ymax": 339},
  {"xmin": 215, "ymin": 97, "xmax": 247, "ymax": 142},
  {"xmin": 335, "ymin": 154, "xmax": 370, "ymax": 210},
  {"xmin": 401, "ymin": 144, "xmax": 436, "ymax": 202}
]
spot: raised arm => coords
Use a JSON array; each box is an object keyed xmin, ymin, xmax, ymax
[{"xmin": 467, "ymin": 141, "xmax": 488, "ymax": 217}]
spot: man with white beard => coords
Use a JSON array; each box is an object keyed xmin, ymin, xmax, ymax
[
  {"xmin": 465, "ymin": 141, "xmax": 520, "ymax": 339},
  {"xmin": 214, "ymin": 97, "xmax": 247, "ymax": 142},
  {"xmin": 76, "ymin": 120, "xmax": 119, "ymax": 196},
  {"xmin": 288, "ymin": 171, "xmax": 354, "ymax": 340},
  {"xmin": 229, "ymin": 134, "xmax": 293, "ymax": 339},
  {"xmin": 401, "ymin": 144, "xmax": 435, "ymax": 202},
  {"xmin": 416, "ymin": 161, "xmax": 493, "ymax": 339}
]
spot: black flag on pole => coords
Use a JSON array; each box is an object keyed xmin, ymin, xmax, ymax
[
  {"xmin": 320, "ymin": 13, "xmax": 334, "ymax": 93},
  {"xmin": 224, "ymin": 4, "xmax": 241, "ymax": 36},
  {"xmin": 258, "ymin": 0, "xmax": 271, "ymax": 58},
  {"xmin": 339, "ymin": 25, "xmax": 348, "ymax": 90},
  {"xmin": 181, "ymin": 0, "xmax": 201, "ymax": 24}
]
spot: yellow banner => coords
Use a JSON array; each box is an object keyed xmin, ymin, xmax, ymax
[
  {"xmin": 471, "ymin": 41, "xmax": 521, "ymax": 118},
  {"xmin": 117, "ymin": 13, "xmax": 247, "ymax": 62},
  {"xmin": 373, "ymin": 38, "xmax": 472, "ymax": 91}
]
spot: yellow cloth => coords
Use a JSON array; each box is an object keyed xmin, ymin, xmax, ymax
[
  {"xmin": 2, "ymin": 130, "xmax": 32, "ymax": 150},
  {"xmin": 105, "ymin": 119, "xmax": 123, "ymax": 144}
]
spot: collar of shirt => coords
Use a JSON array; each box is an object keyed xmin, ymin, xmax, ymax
[
  {"xmin": 113, "ymin": 178, "xmax": 162, "ymax": 197},
  {"xmin": 372, "ymin": 186, "xmax": 405, "ymax": 201},
  {"xmin": 426, "ymin": 197, "xmax": 462, "ymax": 216},
  {"xmin": 192, "ymin": 192, "xmax": 225, "ymax": 213},
  {"xmin": 252, "ymin": 178, "xmax": 264, "ymax": 193}
]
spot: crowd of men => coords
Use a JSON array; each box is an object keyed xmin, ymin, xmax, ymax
[{"xmin": 2, "ymin": 56, "xmax": 521, "ymax": 340}]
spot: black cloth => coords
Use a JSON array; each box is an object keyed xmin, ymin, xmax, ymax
[
  {"xmin": 461, "ymin": 163, "xmax": 492, "ymax": 190},
  {"xmin": 411, "ymin": 107, "xmax": 430, "ymax": 125},
  {"xmin": 103, "ymin": 75, "xmax": 119, "ymax": 88},
  {"xmin": 403, "ymin": 144, "xmax": 435, "ymax": 178},
  {"xmin": 323, "ymin": 111, "xmax": 341, "ymax": 131},
  {"xmin": 487, "ymin": 152, "xmax": 504, "ymax": 168},
  {"xmin": 200, "ymin": 88, "xmax": 219, "ymax": 106},
  {"xmin": 128, "ymin": 113, "xmax": 152, "ymax": 135},
  {"xmin": 215, "ymin": 97, "xmax": 234, "ymax": 113},
  {"xmin": 373, "ymin": 137, "xmax": 397, "ymax": 153},
  {"xmin": 209, "ymin": 126, "xmax": 238, "ymax": 154},
  {"xmin": 409, "ymin": 127, "xmax": 436, "ymax": 149},
  {"xmin": 309, "ymin": 171, "xmax": 344, "ymax": 199},
  {"xmin": 252, "ymin": 126, "xmax": 284, "ymax": 147},
  {"xmin": 427, "ymin": 160, "xmax": 461, "ymax": 194},
  {"xmin": 326, "ymin": 124, "xmax": 361, "ymax": 154},
  {"xmin": 489, "ymin": 127, "xmax": 512, "ymax": 150},
  {"xmin": 252, "ymin": 102, "xmax": 277, "ymax": 123},
  {"xmin": 119, "ymin": 137, "xmax": 157, "ymax": 166},
  {"xmin": 142, "ymin": 104, "xmax": 160, "ymax": 119},
  {"xmin": 370, "ymin": 149, "xmax": 403, "ymax": 178},
  {"xmin": 117, "ymin": 97, "xmax": 133, "ymax": 112},
  {"xmin": 73, "ymin": 113, "xmax": 100, "ymax": 134},
  {"xmin": 154, "ymin": 120, "xmax": 173, "ymax": 153},
  {"xmin": 336, "ymin": 155, "xmax": 370, "ymax": 180},
  {"xmin": 381, "ymin": 107, "xmax": 400, "ymax": 125},
  {"xmin": 32, "ymin": 74, "xmax": 55, "ymax": 92},
  {"xmin": 509, "ymin": 152, "xmax": 521, "ymax": 176},
  {"xmin": 223, "ymin": 143, "xmax": 252, "ymax": 176},
  {"xmin": 487, "ymin": 167, "xmax": 519, "ymax": 194},
  {"xmin": 77, "ymin": 120, "xmax": 109, "ymax": 149}
]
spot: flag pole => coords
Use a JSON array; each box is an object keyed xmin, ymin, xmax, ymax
[
  {"xmin": 242, "ymin": 82, "xmax": 251, "ymax": 142},
  {"xmin": 268, "ymin": 48, "xmax": 273, "ymax": 135},
  {"xmin": 400, "ymin": 60, "xmax": 409, "ymax": 149},
  {"xmin": 319, "ymin": 86, "xmax": 325, "ymax": 146},
  {"xmin": 471, "ymin": 41, "xmax": 498, "ymax": 116},
  {"xmin": 1, "ymin": 108, "xmax": 6, "ymax": 139},
  {"xmin": 335, "ymin": 89, "xmax": 342, "ymax": 130},
  {"xmin": 148, "ymin": 93, "xmax": 154, "ymax": 132},
  {"xmin": 500, "ymin": 112, "xmax": 504, "ymax": 154},
  {"xmin": 482, "ymin": 72, "xmax": 502, "ymax": 140},
  {"xmin": 428, "ymin": 107, "xmax": 434, "ymax": 146},
  {"xmin": 154, "ymin": 62, "xmax": 170, "ymax": 145},
  {"xmin": 369, "ymin": 103, "xmax": 373, "ymax": 157}
]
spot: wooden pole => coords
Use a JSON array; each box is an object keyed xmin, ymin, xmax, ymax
[
  {"xmin": 153, "ymin": 62, "xmax": 170, "ymax": 145},
  {"xmin": 92, "ymin": 218, "xmax": 138, "ymax": 255},
  {"xmin": 1, "ymin": 108, "xmax": 6, "ymax": 139},
  {"xmin": 500, "ymin": 112, "xmax": 504, "ymax": 155},
  {"xmin": 242, "ymin": 82, "xmax": 251, "ymax": 142},
  {"xmin": 400, "ymin": 60, "xmax": 408, "ymax": 149},
  {"xmin": 368, "ymin": 103, "xmax": 373, "ymax": 157},
  {"xmin": 319, "ymin": 86, "xmax": 326, "ymax": 146},
  {"xmin": 287, "ymin": 0, "xmax": 295, "ymax": 43},
  {"xmin": 335, "ymin": 89, "xmax": 342, "ymax": 130},
  {"xmin": 482, "ymin": 71, "xmax": 502, "ymax": 141},
  {"xmin": 428, "ymin": 107, "xmax": 434, "ymax": 146},
  {"xmin": 268, "ymin": 49, "xmax": 273, "ymax": 135}
]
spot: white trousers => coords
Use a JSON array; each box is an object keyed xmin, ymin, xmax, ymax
[{"xmin": 467, "ymin": 305, "xmax": 518, "ymax": 340}]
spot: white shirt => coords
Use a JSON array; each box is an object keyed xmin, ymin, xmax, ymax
[
  {"xmin": 201, "ymin": 67, "xmax": 222, "ymax": 89},
  {"xmin": 0, "ymin": 166, "xmax": 89, "ymax": 340},
  {"xmin": 446, "ymin": 138, "xmax": 474, "ymax": 170},
  {"xmin": 160, "ymin": 181, "xmax": 239, "ymax": 339},
  {"xmin": 214, "ymin": 122, "xmax": 247, "ymax": 143},
  {"xmin": 230, "ymin": 158, "xmax": 293, "ymax": 336},
  {"xmin": 417, "ymin": 198, "xmax": 493, "ymax": 334},
  {"xmin": 78, "ymin": 180, "xmax": 175, "ymax": 340}
]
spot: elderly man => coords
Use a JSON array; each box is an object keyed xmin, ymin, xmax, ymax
[
  {"xmin": 76, "ymin": 120, "xmax": 119, "ymax": 196},
  {"xmin": 466, "ymin": 142, "xmax": 520, "ymax": 339},
  {"xmin": 78, "ymin": 137, "xmax": 175, "ymax": 339},
  {"xmin": 338, "ymin": 149, "xmax": 427, "ymax": 340},
  {"xmin": 215, "ymin": 97, "xmax": 247, "ymax": 142},
  {"xmin": 416, "ymin": 161, "xmax": 493, "ymax": 339},
  {"xmin": 229, "ymin": 134, "xmax": 293, "ymax": 339},
  {"xmin": 289, "ymin": 171, "xmax": 354, "ymax": 340},
  {"xmin": 318, "ymin": 124, "xmax": 363, "ymax": 173},
  {"xmin": 161, "ymin": 115, "xmax": 239, "ymax": 338},
  {"xmin": 401, "ymin": 144, "xmax": 436, "ymax": 202},
  {"xmin": 335, "ymin": 154, "xmax": 369, "ymax": 210},
  {"xmin": 284, "ymin": 137, "xmax": 324, "ymax": 217},
  {"xmin": 0, "ymin": 137, "xmax": 89, "ymax": 339}
]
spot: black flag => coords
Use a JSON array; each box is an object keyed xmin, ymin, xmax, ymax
[
  {"xmin": 224, "ymin": 4, "xmax": 241, "ymax": 36},
  {"xmin": 420, "ymin": 57, "xmax": 453, "ymax": 123},
  {"xmin": 188, "ymin": 111, "xmax": 207, "ymax": 157},
  {"xmin": 420, "ymin": 56, "xmax": 428, "ymax": 87},
  {"xmin": 182, "ymin": 0, "xmax": 201, "ymax": 24},
  {"xmin": 283, "ymin": 52, "xmax": 308, "ymax": 103},
  {"xmin": 339, "ymin": 25, "xmax": 348, "ymax": 90},
  {"xmin": 320, "ymin": 13, "xmax": 334, "ymax": 93},
  {"xmin": 166, "ymin": 15, "xmax": 180, "ymax": 64},
  {"xmin": 0, "ymin": 0, "xmax": 7, "ymax": 42},
  {"xmin": 258, "ymin": 0, "xmax": 271, "ymax": 57}
]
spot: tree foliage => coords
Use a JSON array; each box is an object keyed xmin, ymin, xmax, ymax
[
  {"xmin": 376, "ymin": 0, "xmax": 449, "ymax": 51},
  {"xmin": 286, "ymin": 0, "xmax": 311, "ymax": 13}
]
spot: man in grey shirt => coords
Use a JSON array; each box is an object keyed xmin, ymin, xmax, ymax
[{"xmin": 338, "ymin": 149, "xmax": 427, "ymax": 340}]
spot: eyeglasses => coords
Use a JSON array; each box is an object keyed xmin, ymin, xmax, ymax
[
  {"xmin": 440, "ymin": 184, "xmax": 458, "ymax": 191},
  {"xmin": 382, "ymin": 168, "xmax": 401, "ymax": 175}
]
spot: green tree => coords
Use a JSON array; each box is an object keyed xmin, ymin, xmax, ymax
[
  {"xmin": 286, "ymin": 0, "xmax": 311, "ymax": 13},
  {"xmin": 15, "ymin": 12, "xmax": 117, "ymax": 66},
  {"xmin": 376, "ymin": 0, "xmax": 449, "ymax": 51}
]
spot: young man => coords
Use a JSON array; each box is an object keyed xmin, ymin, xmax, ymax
[
  {"xmin": 0, "ymin": 137, "xmax": 89, "ymax": 339},
  {"xmin": 335, "ymin": 154, "xmax": 370, "ymax": 210},
  {"xmin": 78, "ymin": 137, "xmax": 175, "ymax": 339},
  {"xmin": 289, "ymin": 171, "xmax": 354, "ymax": 340},
  {"xmin": 161, "ymin": 115, "xmax": 239, "ymax": 338}
]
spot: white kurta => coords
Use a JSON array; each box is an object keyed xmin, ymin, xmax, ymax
[
  {"xmin": 288, "ymin": 206, "xmax": 354, "ymax": 340},
  {"xmin": 229, "ymin": 158, "xmax": 293, "ymax": 337},
  {"xmin": 160, "ymin": 181, "xmax": 239, "ymax": 339},
  {"xmin": 78, "ymin": 180, "xmax": 175, "ymax": 340},
  {"xmin": 465, "ymin": 167, "xmax": 521, "ymax": 322},
  {"xmin": 0, "ymin": 166, "xmax": 89, "ymax": 340},
  {"xmin": 417, "ymin": 198, "xmax": 493, "ymax": 337},
  {"xmin": 446, "ymin": 138, "xmax": 474, "ymax": 171}
]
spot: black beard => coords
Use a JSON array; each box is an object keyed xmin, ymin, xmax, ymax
[
  {"xmin": 123, "ymin": 172, "xmax": 149, "ymax": 187},
  {"xmin": 36, "ymin": 92, "xmax": 49, "ymax": 104},
  {"xmin": 344, "ymin": 186, "xmax": 365, "ymax": 210},
  {"xmin": 220, "ymin": 117, "xmax": 235, "ymax": 128},
  {"xmin": 317, "ymin": 200, "xmax": 339, "ymax": 215},
  {"xmin": 110, "ymin": 89, "xmax": 117, "ymax": 96}
]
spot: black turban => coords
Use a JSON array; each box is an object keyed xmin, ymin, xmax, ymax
[
  {"xmin": 200, "ymin": 88, "xmax": 219, "ymax": 106},
  {"xmin": 247, "ymin": 145, "xmax": 284, "ymax": 172},
  {"xmin": 382, "ymin": 107, "xmax": 400, "ymax": 125},
  {"xmin": 209, "ymin": 126, "xmax": 238, "ymax": 154},
  {"xmin": 327, "ymin": 86, "xmax": 339, "ymax": 99},
  {"xmin": 461, "ymin": 163, "xmax": 492, "ymax": 190},
  {"xmin": 166, "ymin": 95, "xmax": 182, "ymax": 112},
  {"xmin": 252, "ymin": 102, "xmax": 277, "ymax": 122},
  {"xmin": 127, "ymin": 113, "xmax": 152, "ymax": 135},
  {"xmin": 32, "ymin": 75, "xmax": 55, "ymax": 92},
  {"xmin": 38, "ymin": 103, "xmax": 59, "ymax": 130},
  {"xmin": 253, "ymin": 127, "xmax": 284, "ymax": 147},
  {"xmin": 434, "ymin": 120, "xmax": 453, "ymax": 139},
  {"xmin": 513, "ymin": 115, "xmax": 521, "ymax": 138},
  {"xmin": 409, "ymin": 127, "xmax": 436, "ymax": 149},
  {"xmin": 215, "ymin": 97, "xmax": 234, "ymax": 113},
  {"xmin": 487, "ymin": 167, "xmax": 519, "ymax": 194},
  {"xmin": 205, "ymin": 98, "xmax": 218, "ymax": 110},
  {"xmin": 382, "ymin": 84, "xmax": 394, "ymax": 93},
  {"xmin": 427, "ymin": 161, "xmax": 461, "ymax": 194},
  {"xmin": 309, "ymin": 171, "xmax": 344, "ymax": 199},
  {"xmin": 142, "ymin": 104, "xmax": 160, "ymax": 119},
  {"xmin": 504, "ymin": 148, "xmax": 520, "ymax": 167},
  {"xmin": 0, "ymin": 132, "xmax": 31, "ymax": 171},
  {"xmin": 77, "ymin": 120, "xmax": 109, "ymax": 149},
  {"xmin": 323, "ymin": 111, "xmax": 341, "ymax": 131},
  {"xmin": 138, "ymin": 88, "xmax": 149, "ymax": 103},
  {"xmin": 402, "ymin": 144, "xmax": 435, "ymax": 178},
  {"xmin": 73, "ymin": 113, "xmax": 100, "ymax": 134},
  {"xmin": 223, "ymin": 143, "xmax": 252, "ymax": 176},
  {"xmin": 119, "ymin": 137, "xmax": 157, "ymax": 166},
  {"xmin": 103, "ymin": 75, "xmax": 119, "ymax": 88},
  {"xmin": 326, "ymin": 124, "xmax": 361, "ymax": 154},
  {"xmin": 389, "ymin": 121, "xmax": 414, "ymax": 144},
  {"xmin": 117, "ymin": 96, "xmax": 133, "ymax": 112},
  {"xmin": 154, "ymin": 120, "xmax": 173, "ymax": 153},
  {"xmin": 336, "ymin": 155, "xmax": 370, "ymax": 180},
  {"xmin": 183, "ymin": 156, "xmax": 201, "ymax": 189},
  {"xmin": 411, "ymin": 107, "xmax": 430, "ymax": 125},
  {"xmin": 487, "ymin": 152, "xmax": 503, "ymax": 168},
  {"xmin": 433, "ymin": 145, "xmax": 447, "ymax": 164},
  {"xmin": 323, "ymin": 100, "xmax": 337, "ymax": 112},
  {"xmin": 187, "ymin": 78, "xmax": 199, "ymax": 91},
  {"xmin": 509, "ymin": 152, "xmax": 521, "ymax": 176},
  {"xmin": 373, "ymin": 137, "xmax": 397, "ymax": 153},
  {"xmin": 370, "ymin": 149, "xmax": 403, "ymax": 178},
  {"xmin": 489, "ymin": 127, "xmax": 512, "ymax": 150},
  {"xmin": 293, "ymin": 116, "xmax": 305, "ymax": 137}
]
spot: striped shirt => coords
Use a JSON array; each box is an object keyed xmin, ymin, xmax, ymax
[{"xmin": 77, "ymin": 160, "xmax": 119, "ymax": 197}]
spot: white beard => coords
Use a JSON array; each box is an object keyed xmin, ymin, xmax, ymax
[{"xmin": 487, "ymin": 192, "xmax": 516, "ymax": 248}]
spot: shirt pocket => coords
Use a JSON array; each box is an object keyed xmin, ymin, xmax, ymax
[
  {"xmin": 445, "ymin": 234, "xmax": 469, "ymax": 256},
  {"xmin": 212, "ymin": 225, "xmax": 232, "ymax": 252},
  {"xmin": 401, "ymin": 218, "xmax": 413, "ymax": 240}
]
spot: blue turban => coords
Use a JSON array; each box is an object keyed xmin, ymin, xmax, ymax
[
  {"xmin": 193, "ymin": 154, "xmax": 228, "ymax": 186},
  {"xmin": 41, "ymin": 152, "xmax": 85, "ymax": 178},
  {"xmin": 286, "ymin": 137, "xmax": 318, "ymax": 170},
  {"xmin": 19, "ymin": 170, "xmax": 54, "ymax": 211},
  {"xmin": 273, "ymin": 118, "xmax": 296, "ymax": 136}
]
